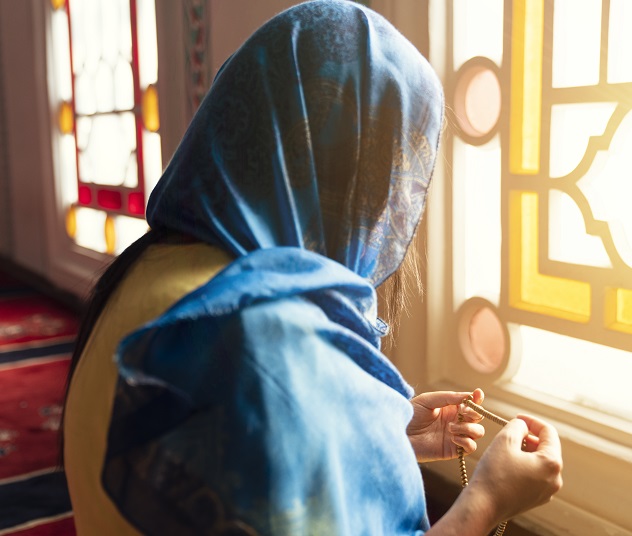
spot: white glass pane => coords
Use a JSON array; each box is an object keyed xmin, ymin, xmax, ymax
[
  {"xmin": 79, "ymin": 112, "xmax": 137, "ymax": 186},
  {"xmin": 549, "ymin": 102, "xmax": 617, "ymax": 178},
  {"xmin": 114, "ymin": 58, "xmax": 134, "ymax": 110},
  {"xmin": 100, "ymin": 0, "xmax": 121, "ymax": 66},
  {"xmin": 514, "ymin": 325, "xmax": 632, "ymax": 420},
  {"xmin": 76, "ymin": 116, "xmax": 91, "ymax": 151},
  {"xmin": 136, "ymin": 0, "xmax": 159, "ymax": 88},
  {"xmin": 74, "ymin": 71, "xmax": 96, "ymax": 115},
  {"xmin": 114, "ymin": 214, "xmax": 149, "ymax": 255},
  {"xmin": 51, "ymin": 10, "xmax": 73, "ymax": 101},
  {"xmin": 608, "ymin": 0, "xmax": 632, "ymax": 83},
  {"xmin": 118, "ymin": 0, "xmax": 133, "ymax": 62},
  {"xmin": 142, "ymin": 131, "xmax": 162, "ymax": 196},
  {"xmin": 552, "ymin": 0, "xmax": 601, "ymax": 88},
  {"xmin": 122, "ymin": 112, "xmax": 137, "ymax": 149},
  {"xmin": 123, "ymin": 154, "xmax": 138, "ymax": 188},
  {"xmin": 70, "ymin": 0, "xmax": 102, "ymax": 76},
  {"xmin": 95, "ymin": 61, "xmax": 115, "ymax": 112},
  {"xmin": 454, "ymin": 135, "xmax": 502, "ymax": 304},
  {"xmin": 548, "ymin": 189, "xmax": 611, "ymax": 268},
  {"xmin": 78, "ymin": 151, "xmax": 94, "ymax": 183},
  {"xmin": 74, "ymin": 206, "xmax": 106, "ymax": 253},
  {"xmin": 453, "ymin": 0, "xmax": 503, "ymax": 71},
  {"xmin": 578, "ymin": 110, "xmax": 632, "ymax": 268},
  {"xmin": 69, "ymin": 0, "xmax": 85, "ymax": 73}
]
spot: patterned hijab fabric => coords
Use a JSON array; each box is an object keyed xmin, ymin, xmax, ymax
[
  {"xmin": 104, "ymin": 2, "xmax": 444, "ymax": 534},
  {"xmin": 147, "ymin": 0, "xmax": 443, "ymax": 286}
]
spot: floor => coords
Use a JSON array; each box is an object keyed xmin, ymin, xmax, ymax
[{"xmin": 0, "ymin": 268, "xmax": 77, "ymax": 535}]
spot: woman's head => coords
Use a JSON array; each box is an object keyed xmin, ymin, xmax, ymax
[{"xmin": 148, "ymin": 0, "xmax": 443, "ymax": 286}]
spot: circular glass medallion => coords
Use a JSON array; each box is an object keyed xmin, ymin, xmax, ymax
[{"xmin": 454, "ymin": 61, "xmax": 501, "ymax": 139}]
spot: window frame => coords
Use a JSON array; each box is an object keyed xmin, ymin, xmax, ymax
[
  {"xmin": 375, "ymin": 0, "xmax": 632, "ymax": 534},
  {"xmin": 36, "ymin": 0, "xmax": 190, "ymax": 295}
]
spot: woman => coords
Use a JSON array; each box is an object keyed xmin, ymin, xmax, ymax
[{"xmin": 63, "ymin": 1, "xmax": 562, "ymax": 534}]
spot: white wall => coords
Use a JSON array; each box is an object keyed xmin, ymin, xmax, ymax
[
  {"xmin": 209, "ymin": 0, "xmax": 300, "ymax": 74},
  {"xmin": 0, "ymin": 10, "xmax": 12, "ymax": 259},
  {"xmin": 0, "ymin": 0, "xmax": 50, "ymax": 273},
  {"xmin": 156, "ymin": 0, "xmax": 303, "ymax": 168}
]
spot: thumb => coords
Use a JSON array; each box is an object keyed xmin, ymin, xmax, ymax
[
  {"xmin": 412, "ymin": 391, "xmax": 474, "ymax": 409},
  {"xmin": 500, "ymin": 418, "xmax": 530, "ymax": 450}
]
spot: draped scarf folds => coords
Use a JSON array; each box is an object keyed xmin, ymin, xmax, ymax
[{"xmin": 146, "ymin": 0, "xmax": 443, "ymax": 287}]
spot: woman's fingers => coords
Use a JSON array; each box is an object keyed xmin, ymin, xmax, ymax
[
  {"xmin": 413, "ymin": 390, "xmax": 475, "ymax": 410},
  {"xmin": 449, "ymin": 421, "xmax": 485, "ymax": 439},
  {"xmin": 458, "ymin": 388, "xmax": 486, "ymax": 422},
  {"xmin": 517, "ymin": 415, "xmax": 561, "ymax": 450},
  {"xmin": 471, "ymin": 387, "xmax": 484, "ymax": 405},
  {"xmin": 412, "ymin": 388, "xmax": 486, "ymax": 411},
  {"xmin": 517, "ymin": 414, "xmax": 562, "ymax": 461},
  {"xmin": 452, "ymin": 435, "xmax": 478, "ymax": 454},
  {"xmin": 458, "ymin": 403, "xmax": 485, "ymax": 423},
  {"xmin": 450, "ymin": 421, "xmax": 485, "ymax": 454},
  {"xmin": 501, "ymin": 417, "xmax": 531, "ymax": 449}
]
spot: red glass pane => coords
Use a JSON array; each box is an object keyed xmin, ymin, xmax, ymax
[
  {"xmin": 128, "ymin": 192, "xmax": 145, "ymax": 215},
  {"xmin": 97, "ymin": 189, "xmax": 123, "ymax": 210},
  {"xmin": 78, "ymin": 185, "xmax": 92, "ymax": 205}
]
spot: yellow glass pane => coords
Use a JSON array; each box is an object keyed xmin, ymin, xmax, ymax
[
  {"xmin": 51, "ymin": 0, "xmax": 65, "ymax": 10},
  {"xmin": 509, "ymin": 191, "xmax": 591, "ymax": 322},
  {"xmin": 605, "ymin": 287, "xmax": 632, "ymax": 334},
  {"xmin": 58, "ymin": 101, "xmax": 74, "ymax": 134},
  {"xmin": 509, "ymin": 0, "xmax": 543, "ymax": 175},
  {"xmin": 104, "ymin": 214, "xmax": 116, "ymax": 255},
  {"xmin": 65, "ymin": 205, "xmax": 77, "ymax": 239},
  {"xmin": 142, "ymin": 84, "xmax": 160, "ymax": 132}
]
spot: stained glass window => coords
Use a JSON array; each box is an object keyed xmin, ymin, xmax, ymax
[
  {"xmin": 49, "ymin": 0, "xmax": 161, "ymax": 255},
  {"xmin": 447, "ymin": 0, "xmax": 632, "ymax": 422}
]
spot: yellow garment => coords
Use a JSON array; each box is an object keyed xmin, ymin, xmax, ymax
[{"xmin": 64, "ymin": 242, "xmax": 231, "ymax": 535}]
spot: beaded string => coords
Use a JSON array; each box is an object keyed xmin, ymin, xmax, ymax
[{"xmin": 456, "ymin": 396, "xmax": 510, "ymax": 536}]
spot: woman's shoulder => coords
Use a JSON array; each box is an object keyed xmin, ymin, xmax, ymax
[
  {"xmin": 108, "ymin": 242, "xmax": 233, "ymax": 327},
  {"xmin": 132, "ymin": 242, "xmax": 233, "ymax": 299}
]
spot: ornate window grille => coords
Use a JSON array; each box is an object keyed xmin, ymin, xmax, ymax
[
  {"xmin": 446, "ymin": 0, "xmax": 632, "ymax": 421},
  {"xmin": 49, "ymin": 0, "xmax": 161, "ymax": 255}
]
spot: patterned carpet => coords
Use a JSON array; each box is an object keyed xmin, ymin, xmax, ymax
[{"xmin": 0, "ymin": 270, "xmax": 76, "ymax": 535}]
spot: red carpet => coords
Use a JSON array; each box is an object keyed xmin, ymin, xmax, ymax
[{"xmin": 0, "ymin": 273, "xmax": 77, "ymax": 535}]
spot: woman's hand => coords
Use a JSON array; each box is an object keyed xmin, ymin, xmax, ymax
[
  {"xmin": 426, "ymin": 413, "xmax": 563, "ymax": 535},
  {"xmin": 467, "ymin": 414, "xmax": 564, "ymax": 522},
  {"xmin": 407, "ymin": 388, "xmax": 486, "ymax": 463}
]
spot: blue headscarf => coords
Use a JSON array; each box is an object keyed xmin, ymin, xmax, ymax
[
  {"xmin": 104, "ymin": 2, "xmax": 444, "ymax": 534},
  {"xmin": 147, "ymin": 0, "xmax": 443, "ymax": 286}
]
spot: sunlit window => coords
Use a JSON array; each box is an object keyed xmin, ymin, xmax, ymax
[
  {"xmin": 448, "ymin": 0, "xmax": 632, "ymax": 423},
  {"xmin": 49, "ymin": 0, "xmax": 161, "ymax": 255}
]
